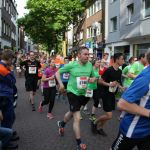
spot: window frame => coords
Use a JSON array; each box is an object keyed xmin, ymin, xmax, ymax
[
  {"xmin": 127, "ymin": 3, "xmax": 134, "ymax": 24},
  {"xmin": 110, "ymin": 16, "xmax": 117, "ymax": 32},
  {"xmin": 143, "ymin": 0, "xmax": 150, "ymax": 18}
]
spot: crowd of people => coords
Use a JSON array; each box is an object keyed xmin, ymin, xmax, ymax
[{"xmin": 0, "ymin": 47, "xmax": 150, "ymax": 150}]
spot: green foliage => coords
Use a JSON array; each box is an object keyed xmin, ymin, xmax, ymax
[{"xmin": 17, "ymin": 0, "xmax": 85, "ymax": 52}]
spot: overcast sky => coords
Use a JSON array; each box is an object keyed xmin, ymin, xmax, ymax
[{"xmin": 16, "ymin": 0, "xmax": 28, "ymax": 18}]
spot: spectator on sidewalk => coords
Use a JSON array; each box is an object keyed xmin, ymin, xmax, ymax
[{"xmin": 0, "ymin": 50, "xmax": 16, "ymax": 128}]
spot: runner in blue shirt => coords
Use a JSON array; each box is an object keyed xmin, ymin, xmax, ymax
[{"xmin": 111, "ymin": 50, "xmax": 150, "ymax": 150}]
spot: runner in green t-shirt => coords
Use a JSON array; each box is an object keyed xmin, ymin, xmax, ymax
[
  {"xmin": 128, "ymin": 54, "xmax": 147, "ymax": 84},
  {"xmin": 87, "ymin": 60, "xmax": 101, "ymax": 121},
  {"xmin": 122, "ymin": 57, "xmax": 135, "ymax": 88},
  {"xmin": 56, "ymin": 47, "xmax": 96, "ymax": 150}
]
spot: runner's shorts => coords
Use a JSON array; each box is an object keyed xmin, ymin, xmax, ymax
[
  {"xmin": 67, "ymin": 92, "xmax": 89, "ymax": 112},
  {"xmin": 111, "ymin": 132, "xmax": 150, "ymax": 150},
  {"xmin": 101, "ymin": 91, "xmax": 116, "ymax": 112},
  {"xmin": 25, "ymin": 77, "xmax": 38, "ymax": 92}
]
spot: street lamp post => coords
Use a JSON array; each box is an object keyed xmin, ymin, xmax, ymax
[{"xmin": 92, "ymin": 22, "xmax": 99, "ymax": 57}]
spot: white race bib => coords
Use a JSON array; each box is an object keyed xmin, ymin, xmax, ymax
[
  {"xmin": 109, "ymin": 82, "xmax": 117, "ymax": 93},
  {"xmin": 29, "ymin": 67, "xmax": 36, "ymax": 74},
  {"xmin": 55, "ymin": 64, "xmax": 60, "ymax": 68},
  {"xmin": 16, "ymin": 67, "xmax": 20, "ymax": 70},
  {"xmin": 85, "ymin": 89, "xmax": 93, "ymax": 97},
  {"xmin": 48, "ymin": 79, "xmax": 56, "ymax": 87},
  {"xmin": 63, "ymin": 73, "xmax": 69, "ymax": 80},
  {"xmin": 16, "ymin": 67, "xmax": 21, "ymax": 73},
  {"xmin": 77, "ymin": 77, "xmax": 88, "ymax": 89}
]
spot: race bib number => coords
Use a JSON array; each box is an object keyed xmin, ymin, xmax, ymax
[
  {"xmin": 63, "ymin": 73, "xmax": 69, "ymax": 80},
  {"xmin": 77, "ymin": 77, "xmax": 88, "ymax": 89},
  {"xmin": 29, "ymin": 67, "xmax": 37, "ymax": 74},
  {"xmin": 16, "ymin": 67, "xmax": 20, "ymax": 70},
  {"xmin": 16, "ymin": 67, "xmax": 21, "ymax": 73},
  {"xmin": 55, "ymin": 64, "xmax": 60, "ymax": 68},
  {"xmin": 48, "ymin": 79, "xmax": 56, "ymax": 87},
  {"xmin": 85, "ymin": 89, "xmax": 93, "ymax": 98},
  {"xmin": 109, "ymin": 82, "xmax": 117, "ymax": 93}
]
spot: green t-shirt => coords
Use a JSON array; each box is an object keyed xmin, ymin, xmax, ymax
[
  {"xmin": 59, "ymin": 61, "xmax": 94, "ymax": 96},
  {"xmin": 122, "ymin": 65, "xmax": 132, "ymax": 87},
  {"xmin": 128, "ymin": 61, "xmax": 144, "ymax": 84},
  {"xmin": 87, "ymin": 68, "xmax": 99, "ymax": 90}
]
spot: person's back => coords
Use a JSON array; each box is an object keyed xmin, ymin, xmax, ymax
[{"xmin": 0, "ymin": 51, "xmax": 16, "ymax": 98}]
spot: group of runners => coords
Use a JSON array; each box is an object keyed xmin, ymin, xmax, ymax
[{"xmin": 1, "ymin": 46, "xmax": 150, "ymax": 150}]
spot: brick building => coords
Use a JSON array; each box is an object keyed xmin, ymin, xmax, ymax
[{"xmin": 72, "ymin": 0, "xmax": 105, "ymax": 58}]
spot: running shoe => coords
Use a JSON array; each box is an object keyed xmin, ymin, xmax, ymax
[
  {"xmin": 76, "ymin": 143, "xmax": 87, "ymax": 150},
  {"xmin": 32, "ymin": 104, "xmax": 35, "ymax": 111},
  {"xmin": 97, "ymin": 129, "xmax": 107, "ymax": 137},
  {"xmin": 38, "ymin": 101, "xmax": 43, "ymax": 113},
  {"xmin": 91, "ymin": 121, "xmax": 97, "ymax": 134},
  {"xmin": 47, "ymin": 113, "xmax": 54, "ymax": 119},
  {"xmin": 98, "ymin": 103, "xmax": 101, "ymax": 108},
  {"xmin": 82, "ymin": 110, "xmax": 90, "ymax": 115},
  {"xmin": 57, "ymin": 121, "xmax": 64, "ymax": 136},
  {"xmin": 89, "ymin": 114, "xmax": 96, "ymax": 121}
]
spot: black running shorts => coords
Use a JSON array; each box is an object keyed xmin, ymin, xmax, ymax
[
  {"xmin": 25, "ymin": 77, "xmax": 38, "ymax": 92},
  {"xmin": 111, "ymin": 132, "xmax": 150, "ymax": 150},
  {"xmin": 67, "ymin": 92, "xmax": 89, "ymax": 112},
  {"xmin": 101, "ymin": 91, "xmax": 116, "ymax": 112}
]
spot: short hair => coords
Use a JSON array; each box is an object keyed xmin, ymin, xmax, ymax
[
  {"xmin": 64, "ymin": 56, "xmax": 69, "ymax": 60},
  {"xmin": 77, "ymin": 46, "xmax": 89, "ymax": 54},
  {"xmin": 92, "ymin": 59, "xmax": 100, "ymax": 65},
  {"xmin": 1, "ymin": 49, "xmax": 15, "ymax": 61},
  {"xmin": 129, "ymin": 56, "xmax": 135, "ymax": 64},
  {"xmin": 146, "ymin": 49, "xmax": 150, "ymax": 64},
  {"xmin": 103, "ymin": 53, "xmax": 109, "ymax": 56},
  {"xmin": 113, "ymin": 53, "xmax": 123, "ymax": 62},
  {"xmin": 30, "ymin": 51, "xmax": 35, "ymax": 55},
  {"xmin": 138, "ymin": 54, "xmax": 145, "ymax": 60}
]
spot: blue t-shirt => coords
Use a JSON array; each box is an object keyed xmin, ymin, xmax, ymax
[
  {"xmin": 120, "ymin": 66, "xmax": 150, "ymax": 138},
  {"xmin": 60, "ymin": 64, "xmax": 70, "ymax": 83}
]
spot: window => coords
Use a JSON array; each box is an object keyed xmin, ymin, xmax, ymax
[
  {"xmin": 4, "ymin": 22, "xmax": 6, "ymax": 34},
  {"xmin": 3, "ymin": 0, "xmax": 6, "ymax": 7},
  {"xmin": 87, "ymin": 9, "xmax": 89, "ymax": 18},
  {"xmin": 6, "ymin": 1, "xmax": 8, "ymax": 11},
  {"xmin": 111, "ymin": 0, "xmax": 117, "ymax": 2},
  {"xmin": 87, "ymin": 0, "xmax": 102, "ymax": 18},
  {"xmin": 96, "ymin": 0, "xmax": 102, "ymax": 12},
  {"xmin": 110, "ymin": 17, "xmax": 117, "ymax": 32},
  {"xmin": 127, "ymin": 3, "xmax": 134, "ymax": 24},
  {"xmin": 143, "ymin": 0, "xmax": 150, "ymax": 18},
  {"xmin": 87, "ymin": 28, "xmax": 90, "ymax": 38},
  {"xmin": 9, "ymin": 4, "xmax": 11, "ymax": 14},
  {"xmin": 80, "ymin": 31, "xmax": 83, "ymax": 40},
  {"xmin": 96, "ymin": 23, "xmax": 102, "ymax": 35},
  {"xmin": 2, "ymin": 21, "xmax": 5, "ymax": 34},
  {"xmin": 87, "ymin": 27, "xmax": 93, "ymax": 38}
]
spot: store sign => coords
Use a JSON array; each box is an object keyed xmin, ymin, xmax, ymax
[{"xmin": 85, "ymin": 42, "xmax": 91, "ymax": 48}]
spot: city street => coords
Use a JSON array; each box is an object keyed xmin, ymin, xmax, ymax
[{"xmin": 14, "ymin": 75, "xmax": 121, "ymax": 150}]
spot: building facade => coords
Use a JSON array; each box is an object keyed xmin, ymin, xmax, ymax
[
  {"xmin": 0, "ymin": 0, "xmax": 18, "ymax": 50},
  {"xmin": 72, "ymin": 0, "xmax": 105, "ymax": 58},
  {"xmin": 105, "ymin": 0, "xmax": 150, "ymax": 59}
]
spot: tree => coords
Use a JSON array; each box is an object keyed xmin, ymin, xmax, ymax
[{"xmin": 17, "ymin": 0, "xmax": 85, "ymax": 52}]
